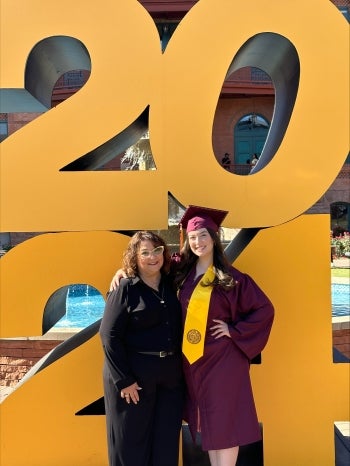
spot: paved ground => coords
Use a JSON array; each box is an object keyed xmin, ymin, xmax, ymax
[{"xmin": 332, "ymin": 257, "xmax": 350, "ymax": 269}]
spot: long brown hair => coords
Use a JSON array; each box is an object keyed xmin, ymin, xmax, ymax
[
  {"xmin": 122, "ymin": 231, "xmax": 171, "ymax": 277},
  {"xmin": 174, "ymin": 228, "xmax": 236, "ymax": 290}
]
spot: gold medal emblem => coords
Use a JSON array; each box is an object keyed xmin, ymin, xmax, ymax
[{"xmin": 187, "ymin": 329, "xmax": 201, "ymax": 344}]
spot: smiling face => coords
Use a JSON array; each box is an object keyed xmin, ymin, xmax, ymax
[
  {"xmin": 187, "ymin": 227, "xmax": 214, "ymax": 260},
  {"xmin": 136, "ymin": 239, "xmax": 164, "ymax": 277}
]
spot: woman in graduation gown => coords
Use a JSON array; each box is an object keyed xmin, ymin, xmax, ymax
[{"xmin": 174, "ymin": 206, "xmax": 274, "ymax": 466}]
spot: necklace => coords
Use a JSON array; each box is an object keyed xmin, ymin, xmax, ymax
[
  {"xmin": 140, "ymin": 274, "xmax": 166, "ymax": 304},
  {"xmin": 150, "ymin": 282, "xmax": 165, "ymax": 305}
]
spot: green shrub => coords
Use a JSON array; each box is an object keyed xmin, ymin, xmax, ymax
[{"xmin": 331, "ymin": 231, "xmax": 350, "ymax": 258}]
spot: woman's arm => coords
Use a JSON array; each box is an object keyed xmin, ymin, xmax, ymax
[
  {"xmin": 228, "ymin": 274, "xmax": 274, "ymax": 360},
  {"xmin": 109, "ymin": 269, "xmax": 127, "ymax": 291},
  {"xmin": 99, "ymin": 282, "xmax": 136, "ymax": 389}
]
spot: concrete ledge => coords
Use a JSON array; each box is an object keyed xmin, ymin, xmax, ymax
[
  {"xmin": 333, "ymin": 317, "xmax": 350, "ymax": 331},
  {"xmin": 0, "ymin": 328, "xmax": 82, "ymax": 341}
]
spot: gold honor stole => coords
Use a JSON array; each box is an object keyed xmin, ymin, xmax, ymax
[{"xmin": 182, "ymin": 266, "xmax": 215, "ymax": 364}]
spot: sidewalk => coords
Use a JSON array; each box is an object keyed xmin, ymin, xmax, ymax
[{"xmin": 332, "ymin": 256, "xmax": 350, "ymax": 269}]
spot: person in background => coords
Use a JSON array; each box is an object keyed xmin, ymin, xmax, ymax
[
  {"xmin": 251, "ymin": 153, "xmax": 259, "ymax": 166},
  {"xmin": 221, "ymin": 153, "xmax": 231, "ymax": 170},
  {"xmin": 174, "ymin": 206, "xmax": 274, "ymax": 466},
  {"xmin": 100, "ymin": 231, "xmax": 184, "ymax": 466},
  {"xmin": 110, "ymin": 206, "xmax": 274, "ymax": 466}
]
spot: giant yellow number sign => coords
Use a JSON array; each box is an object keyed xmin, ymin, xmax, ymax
[{"xmin": 0, "ymin": 1, "xmax": 348, "ymax": 465}]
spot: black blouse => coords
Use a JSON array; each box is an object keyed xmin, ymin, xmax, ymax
[{"xmin": 99, "ymin": 275, "xmax": 182, "ymax": 389}]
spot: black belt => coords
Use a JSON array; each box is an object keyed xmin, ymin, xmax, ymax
[{"xmin": 137, "ymin": 351, "xmax": 175, "ymax": 358}]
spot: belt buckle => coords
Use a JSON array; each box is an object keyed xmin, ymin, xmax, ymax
[{"xmin": 159, "ymin": 351, "xmax": 167, "ymax": 358}]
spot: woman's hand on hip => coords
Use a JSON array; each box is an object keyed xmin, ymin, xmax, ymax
[{"xmin": 210, "ymin": 319, "xmax": 231, "ymax": 339}]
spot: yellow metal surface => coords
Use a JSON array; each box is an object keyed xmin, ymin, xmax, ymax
[
  {"xmin": 0, "ymin": 231, "xmax": 129, "ymax": 336},
  {"xmin": 0, "ymin": 0, "xmax": 348, "ymax": 230},
  {"xmin": 0, "ymin": 0, "xmax": 349, "ymax": 464}
]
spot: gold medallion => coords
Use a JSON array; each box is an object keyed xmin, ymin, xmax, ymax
[{"xmin": 187, "ymin": 329, "xmax": 201, "ymax": 344}]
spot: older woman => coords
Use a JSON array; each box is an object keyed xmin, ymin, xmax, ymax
[{"xmin": 99, "ymin": 231, "xmax": 184, "ymax": 466}]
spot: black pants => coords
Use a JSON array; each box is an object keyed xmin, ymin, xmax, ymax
[{"xmin": 103, "ymin": 353, "xmax": 184, "ymax": 466}]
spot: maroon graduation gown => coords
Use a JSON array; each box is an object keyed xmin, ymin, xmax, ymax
[{"xmin": 178, "ymin": 265, "xmax": 274, "ymax": 451}]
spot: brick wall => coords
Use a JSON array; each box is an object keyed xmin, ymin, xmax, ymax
[
  {"xmin": 333, "ymin": 329, "xmax": 350, "ymax": 360},
  {"xmin": 0, "ymin": 339, "xmax": 61, "ymax": 388},
  {"xmin": 7, "ymin": 112, "xmax": 43, "ymax": 137},
  {"xmin": 212, "ymin": 96, "xmax": 274, "ymax": 161}
]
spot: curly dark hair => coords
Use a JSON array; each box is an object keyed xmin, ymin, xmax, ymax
[
  {"xmin": 122, "ymin": 231, "xmax": 171, "ymax": 277},
  {"xmin": 173, "ymin": 228, "xmax": 236, "ymax": 290}
]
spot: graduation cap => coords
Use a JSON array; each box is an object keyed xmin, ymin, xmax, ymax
[{"xmin": 179, "ymin": 205, "xmax": 228, "ymax": 249}]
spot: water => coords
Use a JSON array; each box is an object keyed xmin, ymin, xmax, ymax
[
  {"xmin": 52, "ymin": 282, "xmax": 349, "ymax": 329},
  {"xmin": 52, "ymin": 285, "xmax": 105, "ymax": 329},
  {"xmin": 331, "ymin": 283, "xmax": 350, "ymax": 318}
]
